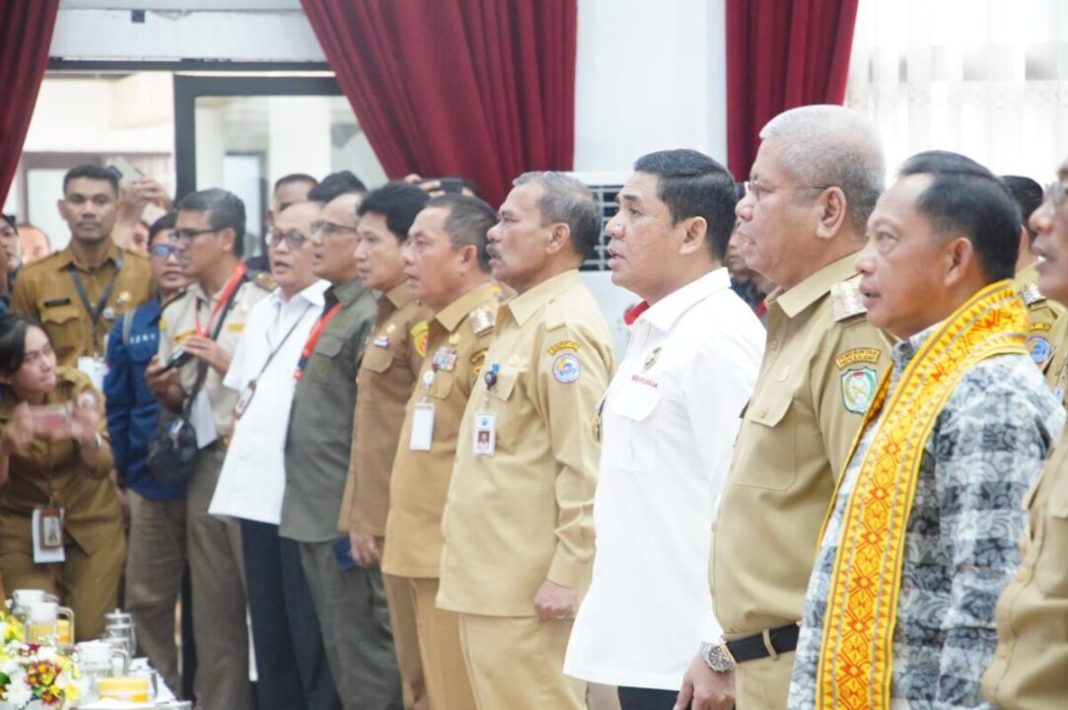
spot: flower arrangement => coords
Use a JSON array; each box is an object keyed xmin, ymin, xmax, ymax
[{"xmin": 0, "ymin": 611, "xmax": 79, "ymax": 710}]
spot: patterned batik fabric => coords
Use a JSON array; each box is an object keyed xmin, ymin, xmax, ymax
[{"xmin": 788, "ymin": 322, "xmax": 1064, "ymax": 710}]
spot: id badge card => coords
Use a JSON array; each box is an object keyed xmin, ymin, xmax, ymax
[
  {"xmin": 409, "ymin": 403, "xmax": 435, "ymax": 451},
  {"xmin": 77, "ymin": 356, "xmax": 109, "ymax": 393},
  {"xmin": 233, "ymin": 380, "xmax": 257, "ymax": 420},
  {"xmin": 472, "ymin": 411, "xmax": 496, "ymax": 456},
  {"xmin": 32, "ymin": 506, "xmax": 66, "ymax": 563}
]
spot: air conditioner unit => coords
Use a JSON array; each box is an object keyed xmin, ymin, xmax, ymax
[{"xmin": 566, "ymin": 171, "xmax": 627, "ymax": 272}]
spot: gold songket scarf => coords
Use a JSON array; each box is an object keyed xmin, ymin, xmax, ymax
[{"xmin": 815, "ymin": 280, "xmax": 1029, "ymax": 710}]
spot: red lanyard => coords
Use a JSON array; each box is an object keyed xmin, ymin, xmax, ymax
[
  {"xmin": 294, "ymin": 303, "xmax": 343, "ymax": 381},
  {"xmin": 195, "ymin": 262, "xmax": 248, "ymax": 337}
]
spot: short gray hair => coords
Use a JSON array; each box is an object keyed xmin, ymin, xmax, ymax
[
  {"xmin": 759, "ymin": 105, "xmax": 885, "ymax": 237},
  {"xmin": 513, "ymin": 172, "xmax": 601, "ymax": 259}
]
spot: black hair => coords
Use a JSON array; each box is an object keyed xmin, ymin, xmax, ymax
[
  {"xmin": 899, "ymin": 151, "xmax": 1019, "ymax": 282},
  {"xmin": 1001, "ymin": 175, "xmax": 1044, "ymax": 244},
  {"xmin": 1, "ymin": 214, "xmax": 16, "ymax": 232},
  {"xmin": 357, "ymin": 182, "xmax": 430, "ymax": 242},
  {"xmin": 0, "ymin": 315, "xmax": 51, "ymax": 380},
  {"xmin": 273, "ymin": 173, "xmax": 318, "ymax": 192},
  {"xmin": 426, "ymin": 195, "xmax": 497, "ymax": 272},
  {"xmin": 175, "ymin": 188, "xmax": 246, "ymax": 257},
  {"xmin": 632, "ymin": 149, "xmax": 738, "ymax": 261},
  {"xmin": 306, "ymin": 171, "xmax": 368, "ymax": 203},
  {"xmin": 63, "ymin": 164, "xmax": 119, "ymax": 196},
  {"xmin": 148, "ymin": 212, "xmax": 177, "ymax": 242}
]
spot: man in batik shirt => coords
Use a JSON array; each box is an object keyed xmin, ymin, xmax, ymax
[{"xmin": 788, "ymin": 152, "xmax": 1064, "ymax": 710}]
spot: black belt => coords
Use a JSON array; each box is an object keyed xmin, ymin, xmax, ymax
[{"xmin": 725, "ymin": 623, "xmax": 800, "ymax": 663}]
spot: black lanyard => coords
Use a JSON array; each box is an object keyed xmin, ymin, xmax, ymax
[{"xmin": 67, "ymin": 250, "xmax": 124, "ymax": 356}]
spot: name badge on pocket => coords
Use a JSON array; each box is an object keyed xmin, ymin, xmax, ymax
[
  {"xmin": 32, "ymin": 506, "xmax": 66, "ymax": 563},
  {"xmin": 233, "ymin": 380, "xmax": 257, "ymax": 420},
  {"xmin": 409, "ymin": 403, "xmax": 435, "ymax": 451},
  {"xmin": 472, "ymin": 411, "xmax": 496, "ymax": 456}
]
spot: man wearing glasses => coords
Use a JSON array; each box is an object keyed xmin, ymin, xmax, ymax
[
  {"xmin": 279, "ymin": 179, "xmax": 403, "ymax": 709},
  {"xmin": 983, "ymin": 161, "xmax": 1068, "ymax": 710},
  {"xmin": 210, "ymin": 198, "xmax": 338, "ymax": 710},
  {"xmin": 103, "ymin": 212, "xmax": 188, "ymax": 696},
  {"xmin": 147, "ymin": 188, "xmax": 271, "ymax": 710}
]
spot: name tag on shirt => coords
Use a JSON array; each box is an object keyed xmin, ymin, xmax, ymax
[
  {"xmin": 32, "ymin": 506, "xmax": 66, "ymax": 563},
  {"xmin": 472, "ymin": 411, "xmax": 496, "ymax": 456},
  {"xmin": 409, "ymin": 403, "xmax": 435, "ymax": 451}
]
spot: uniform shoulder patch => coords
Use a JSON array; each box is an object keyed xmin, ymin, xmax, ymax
[
  {"xmin": 840, "ymin": 367, "xmax": 879, "ymax": 414},
  {"xmin": 410, "ymin": 321, "xmax": 429, "ymax": 358},
  {"xmin": 831, "ymin": 276, "xmax": 867, "ymax": 322},
  {"xmin": 1027, "ymin": 335, "xmax": 1052, "ymax": 365},
  {"xmin": 834, "ymin": 347, "xmax": 881, "ymax": 369},
  {"xmin": 1020, "ymin": 282, "xmax": 1047, "ymax": 306},
  {"xmin": 469, "ymin": 307, "xmax": 495, "ymax": 336},
  {"xmin": 552, "ymin": 351, "xmax": 582, "ymax": 384},
  {"xmin": 253, "ymin": 271, "xmax": 277, "ymax": 292},
  {"xmin": 547, "ymin": 340, "xmax": 580, "ymax": 356}
]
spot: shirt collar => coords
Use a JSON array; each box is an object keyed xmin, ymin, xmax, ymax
[
  {"xmin": 891, "ymin": 321, "xmax": 939, "ymax": 369},
  {"xmin": 54, "ymin": 242, "xmax": 121, "ymax": 271},
  {"xmin": 325, "ymin": 277, "xmax": 369, "ymax": 308},
  {"xmin": 501, "ymin": 270, "xmax": 580, "ymax": 327},
  {"xmin": 770, "ymin": 253, "xmax": 860, "ymax": 319},
  {"xmin": 271, "ymin": 279, "xmax": 329, "ymax": 308},
  {"xmin": 435, "ymin": 281, "xmax": 498, "ymax": 332},
  {"xmin": 638, "ymin": 268, "xmax": 731, "ymax": 333}
]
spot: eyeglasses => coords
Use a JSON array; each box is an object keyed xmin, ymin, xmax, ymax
[
  {"xmin": 150, "ymin": 244, "xmax": 181, "ymax": 259},
  {"xmin": 269, "ymin": 229, "xmax": 310, "ymax": 249},
  {"xmin": 743, "ymin": 180, "xmax": 832, "ymax": 203},
  {"xmin": 170, "ymin": 227, "xmax": 221, "ymax": 244},
  {"xmin": 311, "ymin": 220, "xmax": 359, "ymax": 239}
]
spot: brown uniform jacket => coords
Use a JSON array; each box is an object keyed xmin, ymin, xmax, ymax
[
  {"xmin": 982, "ymin": 430, "xmax": 1068, "ymax": 709},
  {"xmin": 437, "ymin": 270, "xmax": 615, "ymax": 616},
  {"xmin": 0, "ymin": 367, "xmax": 118, "ymax": 555},
  {"xmin": 1015, "ymin": 263, "xmax": 1063, "ymax": 369},
  {"xmin": 337, "ymin": 284, "xmax": 431, "ymax": 537},
  {"xmin": 12, "ymin": 243, "xmax": 152, "ymax": 365},
  {"xmin": 711, "ymin": 255, "xmax": 893, "ymax": 638},
  {"xmin": 383, "ymin": 282, "xmax": 499, "ymax": 579}
]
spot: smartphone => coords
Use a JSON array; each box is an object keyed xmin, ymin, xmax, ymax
[
  {"xmin": 437, "ymin": 177, "xmax": 464, "ymax": 194},
  {"xmin": 157, "ymin": 348, "xmax": 193, "ymax": 374},
  {"xmin": 28, "ymin": 405, "xmax": 73, "ymax": 438},
  {"xmin": 332, "ymin": 537, "xmax": 358, "ymax": 571},
  {"xmin": 108, "ymin": 157, "xmax": 142, "ymax": 185}
]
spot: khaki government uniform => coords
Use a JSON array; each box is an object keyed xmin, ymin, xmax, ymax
[
  {"xmin": 158, "ymin": 271, "xmax": 269, "ymax": 710},
  {"xmin": 0, "ymin": 367, "xmax": 122, "ymax": 640},
  {"xmin": 711, "ymin": 255, "xmax": 893, "ymax": 709},
  {"xmin": 337, "ymin": 284, "xmax": 430, "ymax": 710},
  {"xmin": 982, "ymin": 431, "xmax": 1068, "ymax": 708},
  {"xmin": 1014, "ymin": 263, "xmax": 1063, "ymax": 370},
  {"xmin": 1040, "ymin": 304, "xmax": 1068, "ymax": 407},
  {"xmin": 437, "ymin": 270, "xmax": 615, "ymax": 710},
  {"xmin": 385, "ymin": 281, "xmax": 498, "ymax": 710},
  {"xmin": 12, "ymin": 243, "xmax": 152, "ymax": 365}
]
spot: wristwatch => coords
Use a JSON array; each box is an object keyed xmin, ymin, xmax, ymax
[{"xmin": 699, "ymin": 641, "xmax": 736, "ymax": 672}]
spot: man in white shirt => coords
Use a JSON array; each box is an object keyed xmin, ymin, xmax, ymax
[
  {"xmin": 209, "ymin": 200, "xmax": 339, "ymax": 710},
  {"xmin": 564, "ymin": 149, "xmax": 764, "ymax": 710}
]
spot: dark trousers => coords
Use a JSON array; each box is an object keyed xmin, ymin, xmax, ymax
[
  {"xmin": 241, "ymin": 519, "xmax": 342, "ymax": 710},
  {"xmin": 618, "ymin": 686, "xmax": 679, "ymax": 710}
]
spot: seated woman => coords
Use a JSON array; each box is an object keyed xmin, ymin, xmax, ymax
[{"xmin": 0, "ymin": 314, "xmax": 123, "ymax": 640}]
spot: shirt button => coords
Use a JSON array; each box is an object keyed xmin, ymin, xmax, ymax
[
  {"xmin": 768, "ymin": 339, "xmax": 780, "ymax": 351},
  {"xmin": 759, "ymin": 407, "xmax": 769, "ymax": 418}
]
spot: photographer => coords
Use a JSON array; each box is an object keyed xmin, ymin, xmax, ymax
[{"xmin": 0, "ymin": 314, "xmax": 123, "ymax": 641}]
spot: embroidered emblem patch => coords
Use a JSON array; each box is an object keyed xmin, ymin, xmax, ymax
[
  {"xmin": 548, "ymin": 340, "xmax": 580, "ymax": 356},
  {"xmin": 1028, "ymin": 336, "xmax": 1052, "ymax": 365},
  {"xmin": 643, "ymin": 347, "xmax": 661, "ymax": 371},
  {"xmin": 841, "ymin": 367, "xmax": 878, "ymax": 414},
  {"xmin": 553, "ymin": 353, "xmax": 582, "ymax": 384},
  {"xmin": 834, "ymin": 348, "xmax": 882, "ymax": 369},
  {"xmin": 411, "ymin": 321, "xmax": 429, "ymax": 358}
]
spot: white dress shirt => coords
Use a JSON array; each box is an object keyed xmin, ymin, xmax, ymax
[
  {"xmin": 564, "ymin": 268, "xmax": 765, "ymax": 690},
  {"xmin": 209, "ymin": 280, "xmax": 329, "ymax": 524}
]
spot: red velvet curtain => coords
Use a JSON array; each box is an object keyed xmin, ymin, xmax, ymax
[
  {"xmin": 725, "ymin": 0, "xmax": 860, "ymax": 178},
  {"xmin": 301, "ymin": 0, "xmax": 577, "ymax": 208},
  {"xmin": 0, "ymin": 0, "xmax": 60, "ymax": 208}
]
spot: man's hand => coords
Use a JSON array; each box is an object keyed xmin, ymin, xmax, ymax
[
  {"xmin": 349, "ymin": 532, "xmax": 381, "ymax": 567},
  {"xmin": 533, "ymin": 579, "xmax": 577, "ymax": 622},
  {"xmin": 180, "ymin": 336, "xmax": 232, "ymax": 376},
  {"xmin": 146, "ymin": 355, "xmax": 184, "ymax": 411},
  {"xmin": 674, "ymin": 653, "xmax": 734, "ymax": 710}
]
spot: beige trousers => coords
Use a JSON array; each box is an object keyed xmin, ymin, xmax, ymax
[
  {"xmin": 735, "ymin": 649, "xmax": 796, "ymax": 709},
  {"xmin": 383, "ymin": 572, "xmax": 428, "ymax": 710},
  {"xmin": 406, "ymin": 577, "xmax": 476, "ymax": 710}
]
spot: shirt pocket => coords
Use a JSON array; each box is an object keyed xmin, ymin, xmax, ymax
[
  {"xmin": 1034, "ymin": 471, "xmax": 1068, "ymax": 596},
  {"xmin": 308, "ymin": 334, "xmax": 345, "ymax": 383},
  {"xmin": 360, "ymin": 347, "xmax": 394, "ymax": 375},
  {"xmin": 605, "ymin": 382, "xmax": 662, "ymax": 472},
  {"xmin": 40, "ymin": 305, "xmax": 82, "ymax": 360},
  {"xmin": 732, "ymin": 391, "xmax": 796, "ymax": 491}
]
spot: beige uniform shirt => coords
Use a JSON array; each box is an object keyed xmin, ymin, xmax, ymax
[
  {"xmin": 982, "ymin": 432, "xmax": 1068, "ymax": 709},
  {"xmin": 1044, "ymin": 314, "xmax": 1068, "ymax": 406},
  {"xmin": 711, "ymin": 255, "xmax": 893, "ymax": 638},
  {"xmin": 1014, "ymin": 263, "xmax": 1063, "ymax": 369},
  {"xmin": 12, "ymin": 243, "xmax": 152, "ymax": 365},
  {"xmin": 437, "ymin": 270, "xmax": 615, "ymax": 616},
  {"xmin": 158, "ymin": 272, "xmax": 270, "ymax": 438},
  {"xmin": 337, "ymin": 285, "xmax": 431, "ymax": 537},
  {"xmin": 382, "ymin": 282, "xmax": 499, "ymax": 579}
]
